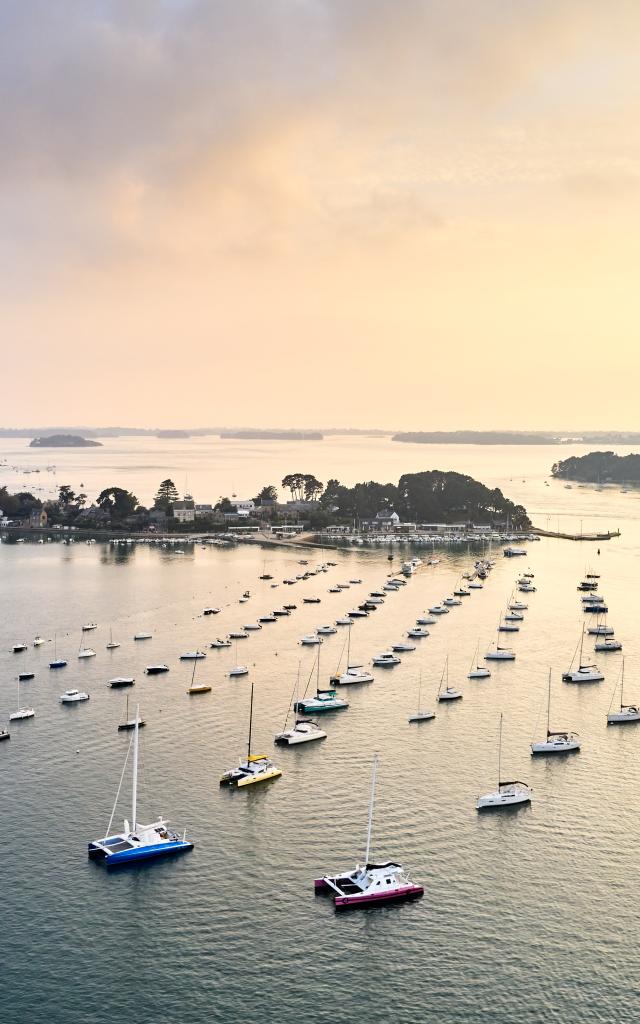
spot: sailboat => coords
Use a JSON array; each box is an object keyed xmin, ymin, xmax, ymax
[
  {"xmin": 118, "ymin": 695, "xmax": 146, "ymax": 731},
  {"xmin": 275, "ymin": 665, "xmax": 327, "ymax": 745},
  {"xmin": 220, "ymin": 683, "xmax": 282, "ymax": 785},
  {"xmin": 531, "ymin": 670, "xmax": 580, "ymax": 753},
  {"xmin": 314, "ymin": 754, "xmax": 424, "ymax": 908},
  {"xmin": 476, "ymin": 714, "xmax": 531, "ymax": 809},
  {"xmin": 562, "ymin": 629, "xmax": 604, "ymax": 683},
  {"xmin": 497, "ymin": 611, "xmax": 519, "ymax": 633},
  {"xmin": 9, "ymin": 675, "xmax": 35, "ymax": 721},
  {"xmin": 408, "ymin": 670, "xmax": 435, "ymax": 722},
  {"xmin": 49, "ymin": 633, "xmax": 67, "ymax": 669},
  {"xmin": 186, "ymin": 656, "xmax": 211, "ymax": 695},
  {"xmin": 294, "ymin": 646, "xmax": 349, "ymax": 713},
  {"xmin": 89, "ymin": 708, "xmax": 193, "ymax": 865},
  {"xmin": 78, "ymin": 633, "xmax": 97, "ymax": 659},
  {"xmin": 607, "ymin": 660, "xmax": 640, "ymax": 723},
  {"xmin": 106, "ymin": 627, "xmax": 120, "ymax": 650},
  {"xmin": 437, "ymin": 656, "xmax": 462, "ymax": 701},
  {"xmin": 468, "ymin": 641, "xmax": 491, "ymax": 679},
  {"xmin": 229, "ymin": 636, "xmax": 248, "ymax": 677},
  {"xmin": 331, "ymin": 623, "xmax": 374, "ymax": 685}
]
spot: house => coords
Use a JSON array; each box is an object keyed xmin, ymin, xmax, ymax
[
  {"xmin": 361, "ymin": 509, "xmax": 401, "ymax": 531},
  {"xmin": 231, "ymin": 499, "xmax": 255, "ymax": 512},
  {"xmin": 194, "ymin": 503, "xmax": 214, "ymax": 519},
  {"xmin": 76, "ymin": 505, "xmax": 110, "ymax": 525},
  {"xmin": 172, "ymin": 499, "xmax": 195, "ymax": 523},
  {"xmin": 29, "ymin": 508, "xmax": 48, "ymax": 528}
]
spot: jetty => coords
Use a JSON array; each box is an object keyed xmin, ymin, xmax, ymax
[{"xmin": 531, "ymin": 527, "xmax": 620, "ymax": 542}]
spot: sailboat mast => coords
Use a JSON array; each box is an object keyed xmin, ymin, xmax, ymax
[
  {"xmin": 579, "ymin": 627, "xmax": 585, "ymax": 668},
  {"xmin": 247, "ymin": 682, "xmax": 254, "ymax": 759},
  {"xmin": 498, "ymin": 714, "xmax": 503, "ymax": 786},
  {"xmin": 546, "ymin": 669, "xmax": 551, "ymax": 737},
  {"xmin": 347, "ymin": 622, "xmax": 351, "ymax": 668},
  {"xmin": 132, "ymin": 706, "xmax": 139, "ymax": 831},
  {"xmin": 364, "ymin": 753, "xmax": 378, "ymax": 865},
  {"xmin": 621, "ymin": 657, "xmax": 625, "ymax": 709}
]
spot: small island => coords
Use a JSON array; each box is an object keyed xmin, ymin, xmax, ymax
[
  {"xmin": 29, "ymin": 434, "xmax": 102, "ymax": 448},
  {"xmin": 552, "ymin": 450, "xmax": 640, "ymax": 484},
  {"xmin": 156, "ymin": 430, "xmax": 191, "ymax": 439}
]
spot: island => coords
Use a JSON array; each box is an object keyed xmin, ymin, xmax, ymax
[
  {"xmin": 552, "ymin": 451, "xmax": 640, "ymax": 484},
  {"xmin": 29, "ymin": 434, "xmax": 102, "ymax": 448},
  {"xmin": 219, "ymin": 430, "xmax": 323, "ymax": 441},
  {"xmin": 156, "ymin": 430, "xmax": 191, "ymax": 438}
]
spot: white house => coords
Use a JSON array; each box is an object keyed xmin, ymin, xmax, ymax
[{"xmin": 172, "ymin": 499, "xmax": 195, "ymax": 523}]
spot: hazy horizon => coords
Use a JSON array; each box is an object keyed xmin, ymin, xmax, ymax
[{"xmin": 4, "ymin": 1, "xmax": 640, "ymax": 428}]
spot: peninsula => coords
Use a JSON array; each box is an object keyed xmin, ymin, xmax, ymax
[{"xmin": 552, "ymin": 451, "xmax": 640, "ymax": 484}]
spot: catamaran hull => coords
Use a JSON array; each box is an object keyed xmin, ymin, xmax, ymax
[
  {"xmin": 314, "ymin": 878, "xmax": 423, "ymax": 909},
  {"xmin": 88, "ymin": 839, "xmax": 194, "ymax": 866}
]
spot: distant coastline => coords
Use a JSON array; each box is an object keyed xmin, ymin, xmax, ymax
[
  {"xmin": 393, "ymin": 431, "xmax": 558, "ymax": 445},
  {"xmin": 29, "ymin": 434, "xmax": 102, "ymax": 448}
]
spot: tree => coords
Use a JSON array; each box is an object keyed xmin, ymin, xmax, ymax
[
  {"xmin": 303, "ymin": 474, "xmax": 323, "ymax": 501},
  {"xmin": 281, "ymin": 473, "xmax": 306, "ymax": 502},
  {"xmin": 58, "ymin": 484, "xmax": 76, "ymax": 508},
  {"xmin": 254, "ymin": 484, "xmax": 278, "ymax": 504},
  {"xmin": 154, "ymin": 478, "xmax": 179, "ymax": 511},
  {"xmin": 96, "ymin": 487, "xmax": 138, "ymax": 520},
  {"xmin": 215, "ymin": 497, "xmax": 234, "ymax": 514}
]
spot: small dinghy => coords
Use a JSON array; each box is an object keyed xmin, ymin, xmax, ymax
[
  {"xmin": 18, "ymin": 672, "xmax": 35, "ymax": 681},
  {"xmin": 33, "ymin": 636, "xmax": 45, "ymax": 647},
  {"xmin": 244, "ymin": 623, "xmax": 262, "ymax": 631},
  {"xmin": 300, "ymin": 635, "xmax": 323, "ymax": 646},
  {"xmin": 392, "ymin": 643, "xmax": 416, "ymax": 652},
  {"xmin": 145, "ymin": 664, "xmax": 169, "ymax": 675},
  {"xmin": 228, "ymin": 630, "xmax": 249, "ymax": 640},
  {"xmin": 134, "ymin": 632, "xmax": 153, "ymax": 640},
  {"xmin": 82, "ymin": 623, "xmax": 98, "ymax": 632},
  {"xmin": 314, "ymin": 755, "xmax": 423, "ymax": 909},
  {"xmin": 203, "ymin": 607, "xmax": 220, "ymax": 615},
  {"xmin": 210, "ymin": 638, "xmax": 232, "ymax": 649}
]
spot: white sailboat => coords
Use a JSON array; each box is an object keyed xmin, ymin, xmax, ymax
[
  {"xmin": 562, "ymin": 629, "xmax": 604, "ymax": 683},
  {"xmin": 468, "ymin": 641, "xmax": 491, "ymax": 679},
  {"xmin": 331, "ymin": 624, "xmax": 374, "ymax": 685},
  {"xmin": 607, "ymin": 660, "xmax": 640, "ymax": 724},
  {"xmin": 437, "ymin": 656, "xmax": 461, "ymax": 701},
  {"xmin": 408, "ymin": 670, "xmax": 435, "ymax": 722},
  {"xmin": 106, "ymin": 627, "xmax": 120, "ymax": 650},
  {"xmin": 9, "ymin": 674, "xmax": 35, "ymax": 721},
  {"xmin": 275, "ymin": 665, "xmax": 327, "ymax": 745},
  {"xmin": 477, "ymin": 714, "xmax": 531, "ymax": 810},
  {"xmin": 531, "ymin": 670, "xmax": 580, "ymax": 753},
  {"xmin": 89, "ymin": 708, "xmax": 193, "ymax": 865}
]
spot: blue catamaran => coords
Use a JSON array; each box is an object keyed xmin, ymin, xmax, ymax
[{"xmin": 88, "ymin": 707, "xmax": 193, "ymax": 867}]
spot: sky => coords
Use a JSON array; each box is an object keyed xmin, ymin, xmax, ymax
[{"xmin": 3, "ymin": 0, "xmax": 640, "ymax": 430}]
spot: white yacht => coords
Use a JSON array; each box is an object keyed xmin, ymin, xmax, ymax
[
  {"xmin": 416, "ymin": 616, "xmax": 436, "ymax": 626},
  {"xmin": 317, "ymin": 625, "xmax": 337, "ymax": 635},
  {"xmin": 477, "ymin": 715, "xmax": 531, "ymax": 810},
  {"xmin": 180, "ymin": 651, "xmax": 207, "ymax": 660},
  {"xmin": 229, "ymin": 665, "xmax": 249, "ymax": 677},
  {"xmin": 331, "ymin": 626, "xmax": 374, "ymax": 685},
  {"xmin": 429, "ymin": 605, "xmax": 449, "ymax": 615},
  {"xmin": 9, "ymin": 706, "xmax": 35, "ymax": 721},
  {"xmin": 443, "ymin": 596, "xmax": 462, "ymax": 607},
  {"xmin": 509, "ymin": 601, "xmax": 528, "ymax": 611},
  {"xmin": 60, "ymin": 689, "xmax": 90, "ymax": 703},
  {"xmin": 33, "ymin": 636, "xmax": 46, "ymax": 647},
  {"xmin": 372, "ymin": 652, "xmax": 401, "ymax": 667},
  {"xmin": 335, "ymin": 617, "xmax": 353, "ymax": 626},
  {"xmin": 78, "ymin": 647, "xmax": 96, "ymax": 659},
  {"xmin": 228, "ymin": 630, "xmax": 249, "ymax": 640},
  {"xmin": 210, "ymin": 638, "xmax": 232, "ymax": 649},
  {"xmin": 243, "ymin": 623, "xmax": 262, "ymax": 631},
  {"xmin": 134, "ymin": 632, "xmax": 153, "ymax": 640},
  {"xmin": 408, "ymin": 670, "xmax": 435, "ymax": 722},
  {"xmin": 12, "ymin": 643, "xmax": 28, "ymax": 653},
  {"xmin": 392, "ymin": 643, "xmax": 416, "ymax": 652},
  {"xmin": 531, "ymin": 671, "xmax": 580, "ymax": 754},
  {"xmin": 300, "ymin": 634, "xmax": 323, "ymax": 645},
  {"xmin": 407, "ymin": 627, "xmax": 429, "ymax": 639}
]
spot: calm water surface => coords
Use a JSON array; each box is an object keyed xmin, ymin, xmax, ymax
[{"xmin": 2, "ymin": 440, "xmax": 640, "ymax": 1023}]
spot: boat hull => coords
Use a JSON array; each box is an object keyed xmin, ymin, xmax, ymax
[
  {"xmin": 88, "ymin": 839, "xmax": 193, "ymax": 866},
  {"xmin": 314, "ymin": 878, "xmax": 423, "ymax": 909}
]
